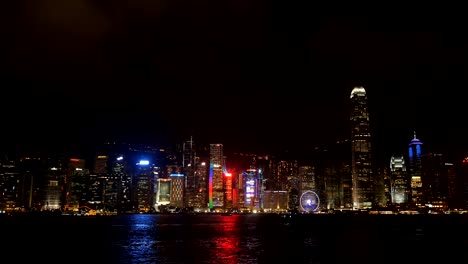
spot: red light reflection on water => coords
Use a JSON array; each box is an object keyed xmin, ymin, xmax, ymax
[{"xmin": 209, "ymin": 214, "xmax": 241, "ymax": 264}]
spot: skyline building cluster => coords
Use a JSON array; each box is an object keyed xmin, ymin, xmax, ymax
[{"xmin": 1, "ymin": 87, "xmax": 468, "ymax": 214}]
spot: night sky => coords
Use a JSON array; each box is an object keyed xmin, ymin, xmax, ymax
[{"xmin": 2, "ymin": 1, "xmax": 468, "ymax": 164}]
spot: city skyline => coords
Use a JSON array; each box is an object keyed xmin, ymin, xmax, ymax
[{"xmin": 2, "ymin": 3, "xmax": 468, "ymax": 164}]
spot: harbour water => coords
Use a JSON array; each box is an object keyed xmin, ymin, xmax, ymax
[{"xmin": 2, "ymin": 213, "xmax": 467, "ymax": 263}]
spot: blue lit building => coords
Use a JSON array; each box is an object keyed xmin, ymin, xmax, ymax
[{"xmin": 408, "ymin": 132, "xmax": 423, "ymax": 207}]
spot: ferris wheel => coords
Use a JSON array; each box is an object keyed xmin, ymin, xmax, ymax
[{"xmin": 299, "ymin": 190, "xmax": 320, "ymax": 212}]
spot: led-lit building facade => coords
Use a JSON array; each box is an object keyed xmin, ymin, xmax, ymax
[
  {"xmin": 408, "ymin": 132, "xmax": 423, "ymax": 207},
  {"xmin": 350, "ymin": 86, "xmax": 374, "ymax": 209},
  {"xmin": 240, "ymin": 169, "xmax": 263, "ymax": 211},
  {"xmin": 390, "ymin": 155, "xmax": 409, "ymax": 205},
  {"xmin": 170, "ymin": 173, "xmax": 184, "ymax": 208}
]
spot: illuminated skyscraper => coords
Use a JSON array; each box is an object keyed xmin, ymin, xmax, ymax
[
  {"xmin": 111, "ymin": 154, "xmax": 132, "ymax": 213},
  {"xmin": 170, "ymin": 173, "xmax": 184, "ymax": 208},
  {"xmin": 350, "ymin": 86, "xmax": 374, "ymax": 209},
  {"xmin": 209, "ymin": 144, "xmax": 224, "ymax": 210},
  {"xmin": 155, "ymin": 178, "xmax": 171, "ymax": 210},
  {"xmin": 390, "ymin": 155, "xmax": 409, "ymax": 205},
  {"xmin": 65, "ymin": 158, "xmax": 88, "ymax": 210},
  {"xmin": 134, "ymin": 159, "xmax": 158, "ymax": 213},
  {"xmin": 42, "ymin": 162, "xmax": 65, "ymax": 211},
  {"xmin": 182, "ymin": 137, "xmax": 196, "ymax": 208},
  {"xmin": 193, "ymin": 159, "xmax": 208, "ymax": 210},
  {"xmin": 224, "ymin": 172, "xmax": 233, "ymax": 210},
  {"xmin": 408, "ymin": 132, "xmax": 423, "ymax": 207}
]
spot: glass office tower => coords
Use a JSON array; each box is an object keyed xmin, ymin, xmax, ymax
[{"xmin": 350, "ymin": 86, "xmax": 374, "ymax": 209}]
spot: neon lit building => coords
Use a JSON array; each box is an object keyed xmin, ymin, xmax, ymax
[
  {"xmin": 240, "ymin": 169, "xmax": 263, "ymax": 211},
  {"xmin": 350, "ymin": 86, "xmax": 374, "ymax": 209}
]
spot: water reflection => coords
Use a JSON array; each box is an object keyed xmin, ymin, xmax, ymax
[
  {"xmin": 112, "ymin": 214, "xmax": 161, "ymax": 263},
  {"xmin": 110, "ymin": 213, "xmax": 327, "ymax": 263},
  {"xmin": 111, "ymin": 214, "xmax": 264, "ymax": 263},
  {"xmin": 202, "ymin": 215, "xmax": 241, "ymax": 264},
  {"xmin": 109, "ymin": 214, "xmax": 468, "ymax": 264}
]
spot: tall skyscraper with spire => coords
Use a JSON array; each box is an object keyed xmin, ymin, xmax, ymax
[
  {"xmin": 408, "ymin": 132, "xmax": 423, "ymax": 207},
  {"xmin": 350, "ymin": 86, "xmax": 374, "ymax": 209}
]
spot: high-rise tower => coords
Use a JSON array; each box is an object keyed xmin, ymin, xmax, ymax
[
  {"xmin": 182, "ymin": 136, "xmax": 196, "ymax": 208},
  {"xmin": 390, "ymin": 155, "xmax": 409, "ymax": 205},
  {"xmin": 350, "ymin": 86, "xmax": 374, "ymax": 209},
  {"xmin": 408, "ymin": 132, "xmax": 423, "ymax": 207},
  {"xmin": 209, "ymin": 144, "xmax": 224, "ymax": 210}
]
